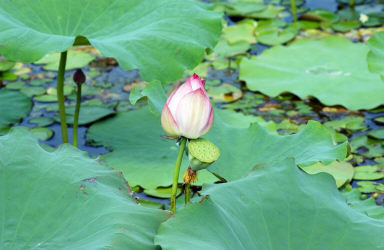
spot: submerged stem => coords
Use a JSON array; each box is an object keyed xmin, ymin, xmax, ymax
[
  {"xmin": 185, "ymin": 184, "xmax": 191, "ymax": 204},
  {"xmin": 170, "ymin": 137, "xmax": 187, "ymax": 213},
  {"xmin": 57, "ymin": 51, "xmax": 68, "ymax": 143},
  {"xmin": 73, "ymin": 83, "xmax": 82, "ymax": 147},
  {"xmin": 290, "ymin": 0, "xmax": 297, "ymax": 22}
]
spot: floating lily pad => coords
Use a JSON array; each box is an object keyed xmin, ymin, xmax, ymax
[
  {"xmin": 206, "ymin": 83, "xmax": 243, "ymax": 102},
  {"xmin": 222, "ymin": 23, "xmax": 256, "ymax": 44},
  {"xmin": 367, "ymin": 32, "xmax": 384, "ymax": 81},
  {"xmin": 129, "ymin": 81, "xmax": 167, "ymax": 114},
  {"xmin": 353, "ymin": 165, "xmax": 384, "ymax": 180},
  {"xmin": 350, "ymin": 136, "xmax": 384, "ymax": 157},
  {"xmin": 144, "ymin": 186, "xmax": 182, "ymax": 199},
  {"xmin": 0, "ymin": 60, "xmax": 15, "ymax": 71},
  {"xmin": 5, "ymin": 81, "xmax": 25, "ymax": 90},
  {"xmin": 29, "ymin": 117, "xmax": 55, "ymax": 127},
  {"xmin": 33, "ymin": 85, "xmax": 73, "ymax": 102},
  {"xmin": 301, "ymin": 160, "xmax": 354, "ymax": 187},
  {"xmin": 47, "ymin": 86, "xmax": 74, "ymax": 96},
  {"xmin": 374, "ymin": 116, "xmax": 384, "ymax": 123},
  {"xmin": 217, "ymin": 108, "xmax": 276, "ymax": 132},
  {"xmin": 211, "ymin": 58, "xmax": 237, "ymax": 70},
  {"xmin": 303, "ymin": 9, "xmax": 340, "ymax": 23},
  {"xmin": 214, "ymin": 39, "xmax": 250, "ymax": 57},
  {"xmin": 30, "ymin": 78, "xmax": 51, "ymax": 86},
  {"xmin": 0, "ymin": 127, "xmax": 168, "ymax": 249},
  {"xmin": 256, "ymin": 22, "xmax": 298, "ymax": 46},
  {"xmin": 188, "ymin": 62, "xmax": 210, "ymax": 78},
  {"xmin": 324, "ymin": 116, "xmax": 366, "ymax": 131},
  {"xmin": 35, "ymin": 50, "xmax": 96, "ymax": 71},
  {"xmin": 0, "ymin": 72, "xmax": 17, "ymax": 81},
  {"xmin": 368, "ymin": 128, "xmax": 384, "ymax": 139},
  {"xmin": 155, "ymin": 158, "xmax": 384, "ymax": 249},
  {"xmin": 357, "ymin": 181, "xmax": 384, "ymax": 193},
  {"xmin": 55, "ymin": 106, "xmax": 115, "ymax": 125},
  {"xmin": 240, "ymin": 36, "xmax": 384, "ymax": 110},
  {"xmin": 0, "ymin": 89, "xmax": 32, "ymax": 129},
  {"xmin": 20, "ymin": 86, "xmax": 46, "ymax": 97},
  {"xmin": 342, "ymin": 189, "xmax": 384, "ymax": 220},
  {"xmin": 221, "ymin": 1, "xmax": 266, "ymax": 17},
  {"xmin": 30, "ymin": 127, "xmax": 54, "ymax": 140},
  {"xmin": 138, "ymin": 199, "xmax": 165, "ymax": 209},
  {"xmin": 247, "ymin": 5, "xmax": 283, "ymax": 19},
  {"xmin": 332, "ymin": 20, "xmax": 360, "ymax": 32},
  {"xmin": 33, "ymin": 94, "xmax": 58, "ymax": 103},
  {"xmin": 0, "ymin": 0, "xmax": 221, "ymax": 83}
]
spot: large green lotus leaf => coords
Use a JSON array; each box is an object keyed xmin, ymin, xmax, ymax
[
  {"xmin": 0, "ymin": 89, "xmax": 32, "ymax": 130},
  {"xmin": 155, "ymin": 158, "xmax": 384, "ymax": 249},
  {"xmin": 367, "ymin": 32, "xmax": 384, "ymax": 81},
  {"xmin": 205, "ymin": 111, "xmax": 347, "ymax": 181},
  {"xmin": 88, "ymin": 107, "xmax": 346, "ymax": 188},
  {"xmin": 0, "ymin": 127, "xmax": 169, "ymax": 249},
  {"xmin": 240, "ymin": 36, "xmax": 384, "ymax": 110},
  {"xmin": 0, "ymin": 0, "xmax": 221, "ymax": 83}
]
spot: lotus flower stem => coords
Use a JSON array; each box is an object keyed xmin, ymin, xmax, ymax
[
  {"xmin": 170, "ymin": 137, "xmax": 187, "ymax": 213},
  {"xmin": 73, "ymin": 83, "xmax": 82, "ymax": 147},
  {"xmin": 185, "ymin": 184, "xmax": 191, "ymax": 204},
  {"xmin": 57, "ymin": 51, "xmax": 68, "ymax": 144},
  {"xmin": 290, "ymin": 0, "xmax": 297, "ymax": 22},
  {"xmin": 349, "ymin": 0, "xmax": 355, "ymax": 7}
]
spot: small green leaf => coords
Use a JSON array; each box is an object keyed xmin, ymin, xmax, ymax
[
  {"xmin": 353, "ymin": 165, "xmax": 384, "ymax": 180},
  {"xmin": 30, "ymin": 127, "xmax": 54, "ymax": 140},
  {"xmin": 35, "ymin": 50, "xmax": 95, "ymax": 71},
  {"xmin": 29, "ymin": 117, "xmax": 55, "ymax": 127},
  {"xmin": 144, "ymin": 186, "xmax": 182, "ymax": 199},
  {"xmin": 301, "ymin": 160, "xmax": 354, "ymax": 187},
  {"xmin": 0, "ymin": 89, "xmax": 32, "ymax": 128}
]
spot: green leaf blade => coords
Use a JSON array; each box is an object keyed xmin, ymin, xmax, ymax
[
  {"xmin": 0, "ymin": 127, "xmax": 168, "ymax": 249},
  {"xmin": 155, "ymin": 158, "xmax": 384, "ymax": 250},
  {"xmin": 0, "ymin": 0, "xmax": 222, "ymax": 82}
]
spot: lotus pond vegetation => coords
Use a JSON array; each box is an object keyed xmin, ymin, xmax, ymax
[{"xmin": 1, "ymin": 0, "xmax": 384, "ymax": 249}]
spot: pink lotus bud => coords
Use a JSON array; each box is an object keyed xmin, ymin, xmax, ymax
[{"xmin": 161, "ymin": 74, "xmax": 214, "ymax": 139}]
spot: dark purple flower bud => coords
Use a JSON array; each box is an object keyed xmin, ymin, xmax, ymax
[{"xmin": 73, "ymin": 69, "xmax": 86, "ymax": 84}]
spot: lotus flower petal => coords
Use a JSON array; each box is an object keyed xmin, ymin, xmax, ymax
[
  {"xmin": 161, "ymin": 74, "xmax": 213, "ymax": 139},
  {"xmin": 174, "ymin": 89, "xmax": 212, "ymax": 139},
  {"xmin": 161, "ymin": 104, "xmax": 180, "ymax": 137}
]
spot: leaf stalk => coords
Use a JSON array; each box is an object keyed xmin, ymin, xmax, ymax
[
  {"xmin": 290, "ymin": 0, "xmax": 297, "ymax": 22},
  {"xmin": 57, "ymin": 51, "xmax": 68, "ymax": 143},
  {"xmin": 170, "ymin": 137, "xmax": 187, "ymax": 213}
]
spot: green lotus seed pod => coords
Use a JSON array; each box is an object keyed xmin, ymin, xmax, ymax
[{"xmin": 188, "ymin": 138, "xmax": 220, "ymax": 171}]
